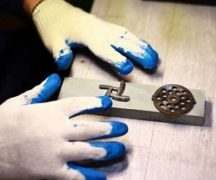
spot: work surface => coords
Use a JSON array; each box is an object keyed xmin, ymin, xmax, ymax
[{"xmin": 68, "ymin": 1, "xmax": 216, "ymax": 179}]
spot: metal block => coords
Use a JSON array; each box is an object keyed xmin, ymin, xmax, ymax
[{"xmin": 58, "ymin": 78, "xmax": 205, "ymax": 126}]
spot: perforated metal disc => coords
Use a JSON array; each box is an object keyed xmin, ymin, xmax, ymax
[{"xmin": 152, "ymin": 84, "xmax": 196, "ymax": 117}]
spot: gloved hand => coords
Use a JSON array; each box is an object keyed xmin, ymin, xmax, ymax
[
  {"xmin": 32, "ymin": 0, "xmax": 158, "ymax": 74},
  {"xmin": 0, "ymin": 74, "xmax": 128, "ymax": 180}
]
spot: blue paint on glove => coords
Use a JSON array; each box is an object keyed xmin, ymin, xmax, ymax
[
  {"xmin": 115, "ymin": 60, "xmax": 134, "ymax": 75},
  {"xmin": 70, "ymin": 96, "xmax": 112, "ymax": 118},
  {"xmin": 109, "ymin": 120, "xmax": 128, "ymax": 137},
  {"xmin": 90, "ymin": 141, "xmax": 126, "ymax": 161},
  {"xmin": 56, "ymin": 51, "xmax": 73, "ymax": 70},
  {"xmin": 112, "ymin": 43, "xmax": 158, "ymax": 70},
  {"xmin": 31, "ymin": 73, "xmax": 61, "ymax": 104},
  {"xmin": 142, "ymin": 44, "xmax": 159, "ymax": 69},
  {"xmin": 84, "ymin": 96, "xmax": 112, "ymax": 113},
  {"xmin": 67, "ymin": 163, "xmax": 106, "ymax": 180},
  {"xmin": 93, "ymin": 121, "xmax": 128, "ymax": 139},
  {"xmin": 99, "ymin": 96, "xmax": 113, "ymax": 110},
  {"xmin": 68, "ymin": 41, "xmax": 85, "ymax": 48}
]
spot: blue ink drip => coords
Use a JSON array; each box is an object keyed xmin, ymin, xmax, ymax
[
  {"xmin": 90, "ymin": 141, "xmax": 126, "ymax": 161},
  {"xmin": 31, "ymin": 73, "xmax": 61, "ymax": 104},
  {"xmin": 111, "ymin": 44, "xmax": 158, "ymax": 69},
  {"xmin": 56, "ymin": 51, "xmax": 73, "ymax": 70},
  {"xmin": 67, "ymin": 163, "xmax": 106, "ymax": 180}
]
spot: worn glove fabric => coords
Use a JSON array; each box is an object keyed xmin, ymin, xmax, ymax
[
  {"xmin": 32, "ymin": 0, "xmax": 158, "ymax": 74},
  {"xmin": 0, "ymin": 74, "xmax": 128, "ymax": 180}
]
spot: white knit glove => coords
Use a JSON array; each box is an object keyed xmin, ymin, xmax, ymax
[
  {"xmin": 0, "ymin": 74, "xmax": 128, "ymax": 180},
  {"xmin": 32, "ymin": 0, "xmax": 158, "ymax": 74}
]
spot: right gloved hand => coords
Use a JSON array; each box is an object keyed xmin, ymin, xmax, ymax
[{"xmin": 0, "ymin": 74, "xmax": 128, "ymax": 180}]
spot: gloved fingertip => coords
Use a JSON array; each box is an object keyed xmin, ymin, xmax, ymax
[
  {"xmin": 97, "ymin": 96, "xmax": 112, "ymax": 110},
  {"xmin": 115, "ymin": 60, "xmax": 133, "ymax": 75},
  {"xmin": 110, "ymin": 121, "xmax": 128, "ymax": 137},
  {"xmin": 67, "ymin": 163, "xmax": 106, "ymax": 180},
  {"xmin": 31, "ymin": 73, "xmax": 62, "ymax": 103},
  {"xmin": 97, "ymin": 121, "xmax": 128, "ymax": 139},
  {"xmin": 90, "ymin": 142, "xmax": 126, "ymax": 161},
  {"xmin": 56, "ymin": 51, "xmax": 73, "ymax": 70},
  {"xmin": 74, "ymin": 96, "xmax": 112, "ymax": 115},
  {"xmin": 141, "ymin": 44, "xmax": 159, "ymax": 69}
]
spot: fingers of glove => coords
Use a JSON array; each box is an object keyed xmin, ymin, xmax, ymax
[
  {"xmin": 60, "ymin": 164, "xmax": 86, "ymax": 180},
  {"xmin": 65, "ymin": 120, "xmax": 128, "ymax": 141},
  {"xmin": 4, "ymin": 73, "xmax": 61, "ymax": 105},
  {"xmin": 111, "ymin": 30, "xmax": 158, "ymax": 69},
  {"xmin": 63, "ymin": 141, "xmax": 126, "ymax": 161},
  {"xmin": 89, "ymin": 43, "xmax": 133, "ymax": 75},
  {"xmin": 55, "ymin": 96, "xmax": 112, "ymax": 117},
  {"xmin": 52, "ymin": 38, "xmax": 73, "ymax": 70},
  {"xmin": 64, "ymin": 163, "xmax": 106, "ymax": 180}
]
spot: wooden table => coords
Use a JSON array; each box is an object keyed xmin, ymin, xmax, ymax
[{"xmin": 69, "ymin": 1, "xmax": 216, "ymax": 179}]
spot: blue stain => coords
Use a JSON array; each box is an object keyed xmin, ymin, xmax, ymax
[
  {"xmin": 68, "ymin": 42, "xmax": 85, "ymax": 48},
  {"xmin": 90, "ymin": 141, "xmax": 126, "ymax": 161},
  {"xmin": 65, "ymin": 39, "xmax": 85, "ymax": 48},
  {"xmin": 70, "ymin": 96, "xmax": 112, "ymax": 117},
  {"xmin": 99, "ymin": 96, "xmax": 112, "ymax": 110},
  {"xmin": 83, "ymin": 96, "xmax": 112, "ymax": 114},
  {"xmin": 142, "ymin": 44, "xmax": 159, "ymax": 69},
  {"xmin": 67, "ymin": 163, "xmax": 106, "ymax": 180},
  {"xmin": 115, "ymin": 60, "xmax": 134, "ymax": 75},
  {"xmin": 93, "ymin": 121, "xmax": 128, "ymax": 140},
  {"xmin": 31, "ymin": 73, "xmax": 61, "ymax": 104},
  {"xmin": 111, "ymin": 44, "xmax": 158, "ymax": 70},
  {"xmin": 56, "ymin": 51, "xmax": 73, "ymax": 70}
]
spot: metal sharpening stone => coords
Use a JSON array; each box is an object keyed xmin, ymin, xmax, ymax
[{"xmin": 58, "ymin": 78, "xmax": 205, "ymax": 126}]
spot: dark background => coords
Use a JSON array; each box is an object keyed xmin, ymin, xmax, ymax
[{"xmin": 0, "ymin": 0, "xmax": 94, "ymax": 104}]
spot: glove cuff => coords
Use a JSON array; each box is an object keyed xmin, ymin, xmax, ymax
[{"xmin": 31, "ymin": 0, "xmax": 46, "ymax": 15}]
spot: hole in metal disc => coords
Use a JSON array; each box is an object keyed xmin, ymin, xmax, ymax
[
  {"xmin": 172, "ymin": 87, "xmax": 177, "ymax": 91},
  {"xmin": 170, "ymin": 109, "xmax": 175, "ymax": 112},
  {"xmin": 171, "ymin": 97, "xmax": 177, "ymax": 102},
  {"xmin": 168, "ymin": 90, "xmax": 173, "ymax": 95}
]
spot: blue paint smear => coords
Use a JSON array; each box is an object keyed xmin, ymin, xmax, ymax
[
  {"xmin": 56, "ymin": 51, "xmax": 73, "ymax": 70},
  {"xmin": 111, "ymin": 44, "xmax": 158, "ymax": 69},
  {"xmin": 90, "ymin": 141, "xmax": 126, "ymax": 161},
  {"xmin": 68, "ymin": 41, "xmax": 85, "ymax": 49},
  {"xmin": 84, "ymin": 96, "xmax": 112, "ymax": 114},
  {"xmin": 115, "ymin": 60, "xmax": 133, "ymax": 75},
  {"xmin": 83, "ymin": 96, "xmax": 112, "ymax": 114},
  {"xmin": 67, "ymin": 163, "xmax": 106, "ymax": 180},
  {"xmin": 70, "ymin": 96, "xmax": 112, "ymax": 118},
  {"xmin": 93, "ymin": 121, "xmax": 128, "ymax": 140},
  {"xmin": 31, "ymin": 73, "xmax": 61, "ymax": 104},
  {"xmin": 99, "ymin": 96, "xmax": 112, "ymax": 110}
]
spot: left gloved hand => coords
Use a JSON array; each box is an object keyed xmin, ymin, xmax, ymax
[
  {"xmin": 32, "ymin": 0, "xmax": 158, "ymax": 74},
  {"xmin": 0, "ymin": 73, "xmax": 128, "ymax": 180}
]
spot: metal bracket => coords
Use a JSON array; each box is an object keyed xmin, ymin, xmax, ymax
[
  {"xmin": 58, "ymin": 78, "xmax": 205, "ymax": 126},
  {"xmin": 99, "ymin": 81, "xmax": 130, "ymax": 102}
]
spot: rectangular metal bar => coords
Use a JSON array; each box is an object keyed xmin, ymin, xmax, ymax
[{"xmin": 58, "ymin": 78, "xmax": 205, "ymax": 126}]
